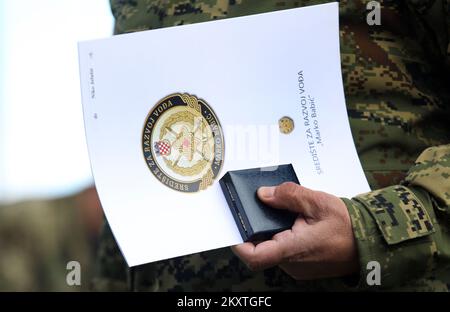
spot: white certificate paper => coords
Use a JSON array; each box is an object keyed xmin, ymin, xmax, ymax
[{"xmin": 78, "ymin": 3, "xmax": 370, "ymax": 266}]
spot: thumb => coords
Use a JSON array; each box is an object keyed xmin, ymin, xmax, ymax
[{"xmin": 257, "ymin": 182, "xmax": 315, "ymax": 216}]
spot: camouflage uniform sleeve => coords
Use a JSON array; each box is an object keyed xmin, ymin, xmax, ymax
[{"xmin": 343, "ymin": 144, "xmax": 450, "ymax": 289}]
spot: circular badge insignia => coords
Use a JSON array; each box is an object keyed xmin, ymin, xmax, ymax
[
  {"xmin": 142, "ymin": 93, "xmax": 224, "ymax": 192},
  {"xmin": 279, "ymin": 116, "xmax": 295, "ymax": 134}
]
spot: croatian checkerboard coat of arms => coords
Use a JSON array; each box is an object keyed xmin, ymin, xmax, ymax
[{"xmin": 142, "ymin": 93, "xmax": 224, "ymax": 192}]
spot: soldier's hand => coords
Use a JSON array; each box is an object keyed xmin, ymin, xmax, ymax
[{"xmin": 231, "ymin": 182, "xmax": 359, "ymax": 280}]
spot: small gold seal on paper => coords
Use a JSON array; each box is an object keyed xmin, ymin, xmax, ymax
[
  {"xmin": 279, "ymin": 116, "xmax": 294, "ymax": 134},
  {"xmin": 142, "ymin": 93, "xmax": 224, "ymax": 192}
]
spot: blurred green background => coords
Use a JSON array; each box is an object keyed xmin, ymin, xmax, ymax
[{"xmin": 0, "ymin": 0, "xmax": 114, "ymax": 291}]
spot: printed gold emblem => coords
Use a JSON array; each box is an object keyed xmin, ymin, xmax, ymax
[
  {"xmin": 279, "ymin": 116, "xmax": 295, "ymax": 134},
  {"xmin": 142, "ymin": 93, "xmax": 224, "ymax": 192}
]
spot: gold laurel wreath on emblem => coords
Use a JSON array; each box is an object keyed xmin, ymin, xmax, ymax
[
  {"xmin": 164, "ymin": 158, "xmax": 209, "ymax": 177},
  {"xmin": 180, "ymin": 93, "xmax": 201, "ymax": 113},
  {"xmin": 159, "ymin": 111, "xmax": 197, "ymax": 140},
  {"xmin": 158, "ymin": 100, "xmax": 214, "ymax": 179},
  {"xmin": 199, "ymin": 168, "xmax": 214, "ymax": 190}
]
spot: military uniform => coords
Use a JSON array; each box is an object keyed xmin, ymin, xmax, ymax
[
  {"xmin": 92, "ymin": 0, "xmax": 450, "ymax": 291},
  {"xmin": 0, "ymin": 189, "xmax": 98, "ymax": 291}
]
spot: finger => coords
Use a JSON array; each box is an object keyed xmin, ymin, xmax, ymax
[
  {"xmin": 231, "ymin": 239, "xmax": 286, "ymax": 271},
  {"xmin": 257, "ymin": 182, "xmax": 316, "ymax": 215},
  {"xmin": 272, "ymin": 221, "xmax": 311, "ymax": 257}
]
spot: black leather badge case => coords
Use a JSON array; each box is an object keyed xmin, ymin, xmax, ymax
[{"xmin": 219, "ymin": 164, "xmax": 300, "ymax": 242}]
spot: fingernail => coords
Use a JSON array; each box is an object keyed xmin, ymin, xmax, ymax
[{"xmin": 258, "ymin": 186, "xmax": 275, "ymax": 199}]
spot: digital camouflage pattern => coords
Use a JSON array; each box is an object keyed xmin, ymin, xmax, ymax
[{"xmin": 92, "ymin": 0, "xmax": 450, "ymax": 291}]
